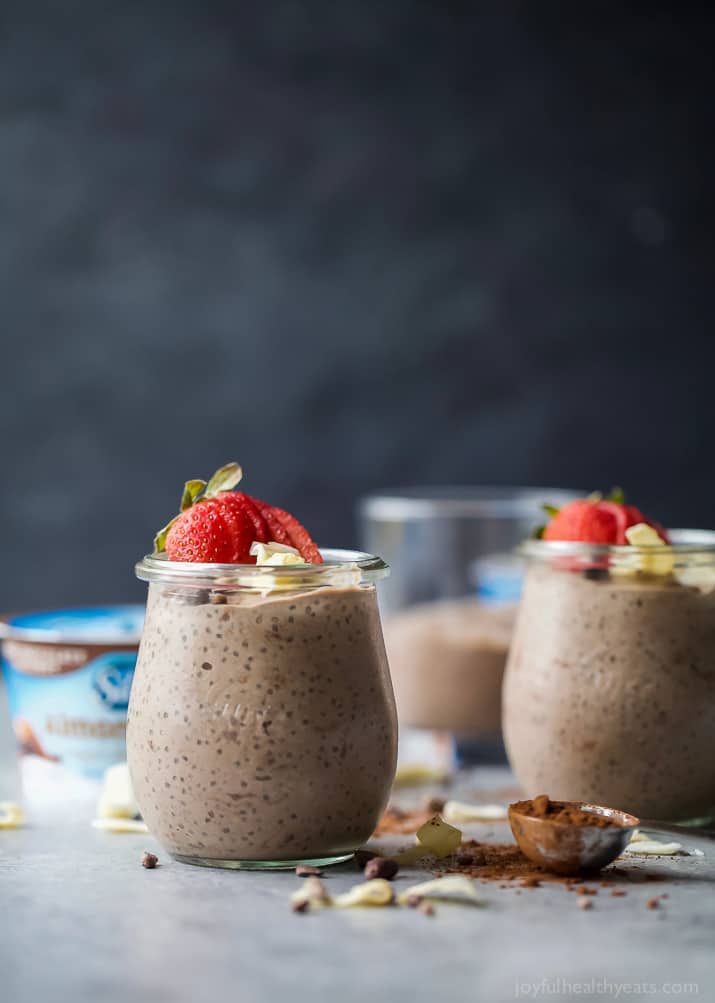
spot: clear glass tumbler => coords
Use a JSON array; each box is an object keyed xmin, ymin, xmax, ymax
[
  {"xmin": 127, "ymin": 549, "xmax": 397, "ymax": 868},
  {"xmin": 358, "ymin": 487, "xmax": 578, "ymax": 769}
]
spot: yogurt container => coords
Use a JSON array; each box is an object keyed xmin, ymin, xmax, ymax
[{"xmin": 0, "ymin": 607, "xmax": 144, "ymax": 782}]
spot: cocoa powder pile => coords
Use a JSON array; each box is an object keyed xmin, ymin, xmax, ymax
[
  {"xmin": 513, "ymin": 794, "xmax": 623, "ymax": 829},
  {"xmin": 441, "ymin": 841, "xmax": 640, "ymax": 888},
  {"xmin": 373, "ymin": 803, "xmax": 653, "ymax": 889}
]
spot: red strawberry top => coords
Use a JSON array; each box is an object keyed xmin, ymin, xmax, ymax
[
  {"xmin": 153, "ymin": 463, "xmax": 323, "ymax": 564},
  {"xmin": 541, "ymin": 491, "xmax": 669, "ymax": 545}
]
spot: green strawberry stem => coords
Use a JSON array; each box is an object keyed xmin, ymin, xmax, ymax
[
  {"xmin": 153, "ymin": 462, "xmax": 243, "ymax": 554},
  {"xmin": 181, "ymin": 479, "xmax": 207, "ymax": 511},
  {"xmin": 205, "ymin": 462, "xmax": 243, "ymax": 497},
  {"xmin": 153, "ymin": 516, "xmax": 179, "ymax": 554}
]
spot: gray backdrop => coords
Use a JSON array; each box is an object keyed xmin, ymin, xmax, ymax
[{"xmin": 2, "ymin": 2, "xmax": 714, "ymax": 609}]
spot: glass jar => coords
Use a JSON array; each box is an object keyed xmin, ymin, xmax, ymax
[
  {"xmin": 127, "ymin": 549, "xmax": 396, "ymax": 869},
  {"xmin": 358, "ymin": 486, "xmax": 578, "ymax": 768},
  {"xmin": 503, "ymin": 530, "xmax": 715, "ymax": 823}
]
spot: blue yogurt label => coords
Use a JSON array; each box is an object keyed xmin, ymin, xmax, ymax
[{"xmin": 1, "ymin": 606, "xmax": 144, "ymax": 779}]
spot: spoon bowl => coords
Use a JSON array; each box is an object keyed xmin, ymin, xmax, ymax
[{"xmin": 509, "ymin": 799, "xmax": 639, "ymax": 876}]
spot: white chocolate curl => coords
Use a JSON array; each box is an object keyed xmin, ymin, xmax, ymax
[
  {"xmin": 250, "ymin": 541, "xmax": 304, "ymax": 566},
  {"xmin": 442, "ymin": 801, "xmax": 508, "ymax": 823},
  {"xmin": 0, "ymin": 802, "xmax": 25, "ymax": 829},
  {"xmin": 398, "ymin": 875, "xmax": 482, "ymax": 905}
]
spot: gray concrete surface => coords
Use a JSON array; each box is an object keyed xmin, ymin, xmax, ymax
[{"xmin": 1, "ymin": 766, "xmax": 713, "ymax": 1003}]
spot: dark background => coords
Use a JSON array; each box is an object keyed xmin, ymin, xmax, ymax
[{"xmin": 2, "ymin": 2, "xmax": 714, "ymax": 609}]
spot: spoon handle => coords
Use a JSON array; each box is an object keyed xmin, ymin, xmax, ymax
[{"xmin": 639, "ymin": 819, "xmax": 715, "ymax": 840}]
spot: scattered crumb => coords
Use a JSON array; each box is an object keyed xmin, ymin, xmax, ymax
[
  {"xmin": 354, "ymin": 849, "xmax": 377, "ymax": 869},
  {"xmin": 141, "ymin": 851, "xmax": 158, "ymax": 869},
  {"xmin": 611, "ymin": 890, "xmax": 627, "ymax": 897},
  {"xmin": 520, "ymin": 877, "xmax": 541, "ymax": 888},
  {"xmin": 577, "ymin": 897, "xmax": 593, "ymax": 910}
]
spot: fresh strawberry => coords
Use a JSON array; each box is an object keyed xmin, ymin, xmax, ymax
[
  {"xmin": 264, "ymin": 504, "xmax": 323, "ymax": 564},
  {"xmin": 543, "ymin": 501, "xmax": 613, "ymax": 544},
  {"xmin": 234, "ymin": 493, "xmax": 271, "ymax": 545},
  {"xmin": 164, "ymin": 503, "xmax": 244, "ymax": 562},
  {"xmin": 155, "ymin": 462, "xmax": 252, "ymax": 563},
  {"xmin": 542, "ymin": 492, "xmax": 668, "ymax": 545},
  {"xmin": 211, "ymin": 493, "xmax": 258, "ymax": 562},
  {"xmin": 153, "ymin": 462, "xmax": 323, "ymax": 564},
  {"xmin": 249, "ymin": 497, "xmax": 323, "ymax": 564}
]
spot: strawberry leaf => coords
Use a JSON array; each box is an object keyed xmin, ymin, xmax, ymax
[
  {"xmin": 205, "ymin": 462, "xmax": 243, "ymax": 498},
  {"xmin": 608, "ymin": 486, "xmax": 625, "ymax": 505},
  {"xmin": 542, "ymin": 503, "xmax": 560, "ymax": 518},
  {"xmin": 533, "ymin": 524, "xmax": 546, "ymax": 539},
  {"xmin": 181, "ymin": 479, "xmax": 206, "ymax": 511},
  {"xmin": 153, "ymin": 515, "xmax": 179, "ymax": 554}
]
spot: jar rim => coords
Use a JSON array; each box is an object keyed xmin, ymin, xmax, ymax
[
  {"xmin": 135, "ymin": 548, "xmax": 389, "ymax": 587},
  {"xmin": 359, "ymin": 486, "xmax": 581, "ymax": 521},
  {"xmin": 520, "ymin": 528, "xmax": 715, "ymax": 560}
]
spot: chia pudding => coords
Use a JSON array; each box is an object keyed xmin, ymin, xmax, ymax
[
  {"xmin": 503, "ymin": 539, "xmax": 715, "ymax": 822},
  {"xmin": 385, "ymin": 598, "xmax": 515, "ymax": 740},
  {"xmin": 127, "ymin": 551, "xmax": 397, "ymax": 867}
]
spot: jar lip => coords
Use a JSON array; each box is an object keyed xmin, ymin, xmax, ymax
[
  {"xmin": 359, "ymin": 486, "xmax": 582, "ymax": 521},
  {"xmin": 135, "ymin": 548, "xmax": 389, "ymax": 586},
  {"xmin": 520, "ymin": 528, "xmax": 715, "ymax": 559}
]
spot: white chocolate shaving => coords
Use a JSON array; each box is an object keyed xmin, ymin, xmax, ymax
[
  {"xmin": 0, "ymin": 802, "xmax": 25, "ymax": 829},
  {"xmin": 622, "ymin": 839, "xmax": 683, "ymax": 856},
  {"xmin": 398, "ymin": 875, "xmax": 482, "ymax": 905},
  {"xmin": 97, "ymin": 762, "xmax": 139, "ymax": 820},
  {"xmin": 393, "ymin": 764, "xmax": 449, "ymax": 787},
  {"xmin": 393, "ymin": 845, "xmax": 430, "ymax": 866},
  {"xmin": 291, "ymin": 876, "xmax": 332, "ymax": 910},
  {"xmin": 415, "ymin": 815, "xmax": 462, "ymax": 858},
  {"xmin": 442, "ymin": 801, "xmax": 508, "ymax": 823},
  {"xmin": 333, "ymin": 879, "xmax": 394, "ymax": 908},
  {"xmin": 250, "ymin": 541, "xmax": 304, "ymax": 566},
  {"xmin": 622, "ymin": 523, "xmax": 674, "ymax": 575},
  {"xmin": 92, "ymin": 818, "xmax": 149, "ymax": 834},
  {"xmin": 674, "ymin": 567, "xmax": 715, "ymax": 594}
]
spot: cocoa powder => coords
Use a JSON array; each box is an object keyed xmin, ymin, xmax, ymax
[
  {"xmin": 373, "ymin": 803, "xmax": 654, "ymax": 890},
  {"xmin": 513, "ymin": 795, "xmax": 623, "ymax": 829},
  {"xmin": 442, "ymin": 840, "xmax": 575, "ymax": 885},
  {"xmin": 440, "ymin": 841, "xmax": 661, "ymax": 888}
]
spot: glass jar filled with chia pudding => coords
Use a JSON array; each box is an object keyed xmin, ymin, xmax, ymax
[
  {"xmin": 127, "ymin": 550, "xmax": 397, "ymax": 868},
  {"xmin": 503, "ymin": 530, "xmax": 715, "ymax": 823}
]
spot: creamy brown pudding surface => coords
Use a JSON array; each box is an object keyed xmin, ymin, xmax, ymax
[
  {"xmin": 385, "ymin": 599, "xmax": 515, "ymax": 738},
  {"xmin": 503, "ymin": 565, "xmax": 715, "ymax": 821},
  {"xmin": 127, "ymin": 585, "xmax": 397, "ymax": 861}
]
